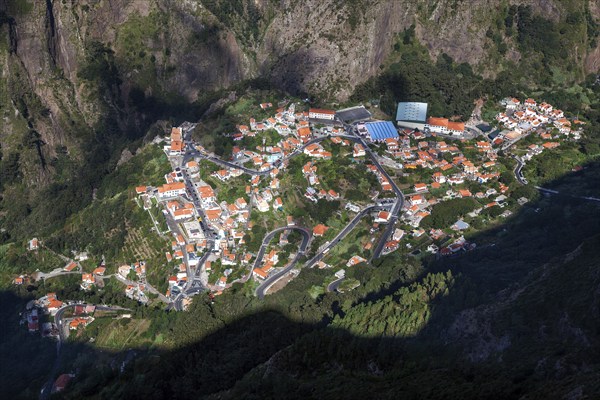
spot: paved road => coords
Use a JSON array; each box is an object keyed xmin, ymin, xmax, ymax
[
  {"xmin": 40, "ymin": 303, "xmax": 130, "ymax": 399},
  {"xmin": 112, "ymin": 274, "xmax": 171, "ymax": 304},
  {"xmin": 173, "ymin": 123, "xmax": 405, "ymax": 302},
  {"xmin": 513, "ymin": 155, "xmax": 528, "ymax": 185},
  {"xmin": 183, "ymin": 136, "xmax": 329, "ymax": 176},
  {"xmin": 348, "ymin": 131, "xmax": 404, "ymax": 260},
  {"xmin": 254, "ymin": 226, "xmax": 311, "ymax": 299},
  {"xmin": 535, "ymin": 186, "xmax": 600, "ymax": 202},
  {"xmin": 513, "ymin": 156, "xmax": 600, "ymax": 202},
  {"xmin": 190, "ymin": 126, "xmax": 405, "ymax": 262},
  {"xmin": 36, "ymin": 269, "xmax": 82, "ymax": 281},
  {"xmin": 171, "ymin": 249, "xmax": 214, "ymax": 311},
  {"xmin": 304, "ymin": 204, "xmax": 384, "ymax": 269},
  {"xmin": 326, "ymin": 277, "xmax": 345, "ymax": 293}
]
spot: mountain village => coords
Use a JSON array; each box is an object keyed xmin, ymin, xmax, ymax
[{"xmin": 16, "ymin": 95, "xmax": 584, "ymax": 341}]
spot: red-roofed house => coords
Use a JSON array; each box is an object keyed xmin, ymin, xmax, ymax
[
  {"xmin": 414, "ymin": 183, "xmax": 428, "ymax": 193},
  {"xmin": 309, "ymin": 108, "xmax": 336, "ymax": 120},
  {"xmin": 313, "ymin": 224, "xmax": 329, "ymax": 237}
]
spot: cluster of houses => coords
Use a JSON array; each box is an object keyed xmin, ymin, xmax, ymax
[
  {"xmin": 80, "ymin": 265, "xmax": 105, "ymax": 290},
  {"xmin": 164, "ymin": 127, "xmax": 185, "ymax": 156},
  {"xmin": 142, "ymin": 103, "xmax": 354, "ymax": 289},
  {"xmin": 66, "ymin": 304, "xmax": 96, "ymax": 331},
  {"xmin": 133, "ymin": 93, "xmax": 587, "ymax": 295},
  {"xmin": 366, "ymin": 123, "xmax": 513, "ymax": 256},
  {"xmin": 495, "ymin": 97, "xmax": 583, "ymax": 145},
  {"xmin": 301, "ymin": 160, "xmax": 341, "ymax": 202},
  {"xmin": 23, "ymin": 291, "xmax": 97, "ymax": 339},
  {"xmin": 37, "ymin": 293, "xmax": 64, "ymax": 316},
  {"xmin": 22, "ymin": 300, "xmax": 60, "ymax": 338},
  {"xmin": 252, "ymin": 249, "xmax": 280, "ymax": 279},
  {"xmin": 370, "ymin": 97, "xmax": 582, "ymax": 258},
  {"xmin": 117, "ymin": 261, "xmax": 148, "ymax": 302},
  {"xmin": 367, "ymin": 164, "xmax": 394, "ymax": 191}
]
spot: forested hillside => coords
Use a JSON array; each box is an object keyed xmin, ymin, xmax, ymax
[{"xmin": 0, "ymin": 1, "xmax": 600, "ymax": 399}]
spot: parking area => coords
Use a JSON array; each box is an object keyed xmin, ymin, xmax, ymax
[{"xmin": 337, "ymin": 106, "xmax": 372, "ymax": 123}]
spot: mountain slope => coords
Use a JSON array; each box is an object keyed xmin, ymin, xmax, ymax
[{"xmin": 0, "ymin": 0, "xmax": 598, "ymax": 237}]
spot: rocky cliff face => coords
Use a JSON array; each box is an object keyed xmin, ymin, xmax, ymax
[{"xmin": 0, "ymin": 0, "xmax": 598, "ymax": 189}]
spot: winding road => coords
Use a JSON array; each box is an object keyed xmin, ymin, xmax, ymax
[
  {"xmin": 175, "ymin": 122, "xmax": 406, "ymax": 301},
  {"xmin": 254, "ymin": 226, "xmax": 311, "ymax": 299},
  {"xmin": 326, "ymin": 277, "xmax": 345, "ymax": 293},
  {"xmin": 304, "ymin": 204, "xmax": 384, "ymax": 269},
  {"xmin": 513, "ymin": 155, "xmax": 600, "ymax": 203},
  {"xmin": 513, "ymin": 155, "xmax": 528, "ymax": 185},
  {"xmin": 341, "ymin": 124, "xmax": 405, "ymax": 260}
]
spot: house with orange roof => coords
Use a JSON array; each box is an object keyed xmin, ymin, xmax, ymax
[
  {"xmin": 524, "ymin": 98, "xmax": 537, "ymax": 108},
  {"xmin": 309, "ymin": 108, "xmax": 336, "ymax": 120},
  {"xmin": 432, "ymin": 172, "xmax": 446, "ymax": 183},
  {"xmin": 313, "ymin": 224, "xmax": 328, "ymax": 237},
  {"xmin": 212, "ymin": 169, "xmax": 231, "ymax": 182},
  {"xmin": 462, "ymin": 161, "xmax": 477, "ymax": 174},
  {"xmin": 171, "ymin": 127, "xmax": 182, "ymax": 141},
  {"xmin": 47, "ymin": 299, "xmax": 63, "ymax": 315},
  {"xmin": 375, "ymin": 211, "xmax": 391, "ymax": 223},
  {"xmin": 197, "ymin": 185, "xmax": 215, "ymax": 204},
  {"xmin": 252, "ymin": 268, "xmax": 269, "ymax": 279},
  {"xmin": 169, "ymin": 140, "xmax": 184, "ymax": 155},
  {"xmin": 69, "ymin": 317, "xmax": 93, "ymax": 330},
  {"xmin": 409, "ymin": 194, "xmax": 426, "ymax": 205},
  {"xmin": 414, "ymin": 183, "xmax": 428, "ymax": 193},
  {"xmin": 447, "ymin": 121, "xmax": 464, "ymax": 135},
  {"xmin": 273, "ymin": 197, "xmax": 283, "ymax": 210},
  {"xmin": 550, "ymin": 109, "xmax": 564, "ymax": 119},
  {"xmin": 205, "ymin": 208, "xmax": 222, "ymax": 221},
  {"xmin": 346, "ymin": 255, "xmax": 367, "ymax": 267},
  {"xmin": 297, "ymin": 126, "xmax": 312, "ymax": 142},
  {"xmin": 158, "ymin": 182, "xmax": 186, "ymax": 199},
  {"xmin": 353, "ymin": 143, "xmax": 366, "ymax": 157},
  {"xmin": 543, "ymin": 142, "xmax": 560, "ymax": 149},
  {"xmin": 64, "ymin": 261, "xmax": 77, "ymax": 272}
]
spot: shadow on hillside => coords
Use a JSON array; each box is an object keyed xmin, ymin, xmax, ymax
[{"xmin": 3, "ymin": 161, "xmax": 600, "ymax": 400}]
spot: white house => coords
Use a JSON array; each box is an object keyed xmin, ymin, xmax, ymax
[
  {"xmin": 158, "ymin": 182, "xmax": 186, "ymax": 199},
  {"xmin": 309, "ymin": 108, "xmax": 336, "ymax": 120}
]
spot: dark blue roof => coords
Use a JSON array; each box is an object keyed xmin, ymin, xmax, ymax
[{"xmin": 365, "ymin": 121, "xmax": 398, "ymax": 140}]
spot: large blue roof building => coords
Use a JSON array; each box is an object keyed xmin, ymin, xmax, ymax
[{"xmin": 364, "ymin": 121, "xmax": 398, "ymax": 142}]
